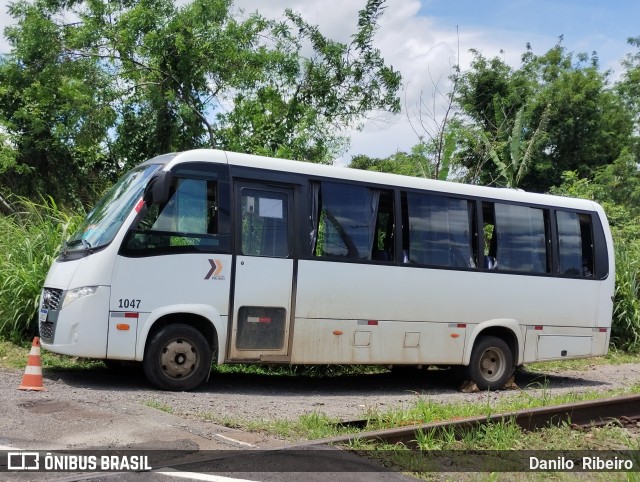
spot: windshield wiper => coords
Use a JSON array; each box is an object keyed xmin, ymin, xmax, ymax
[{"xmin": 63, "ymin": 238, "xmax": 93, "ymax": 253}]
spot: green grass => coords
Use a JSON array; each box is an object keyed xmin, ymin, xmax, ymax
[
  {"xmin": 195, "ymin": 409, "xmax": 349, "ymax": 440},
  {"xmin": 143, "ymin": 399, "xmax": 174, "ymax": 414},
  {"xmin": 359, "ymin": 383, "xmax": 640, "ymax": 433},
  {"xmin": 0, "ymin": 338, "xmax": 101, "ymax": 370},
  {"xmin": 185, "ymin": 383, "xmax": 640, "ymax": 445},
  {"xmin": 349, "ymin": 422, "xmax": 640, "ymax": 480},
  {"xmin": 212, "ymin": 363, "xmax": 386, "ymax": 377},
  {"xmin": 324, "ymin": 384, "xmax": 640, "ymax": 477},
  {"xmin": 526, "ymin": 348, "xmax": 640, "ymax": 372}
]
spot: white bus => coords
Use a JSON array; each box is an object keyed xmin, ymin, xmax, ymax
[{"xmin": 39, "ymin": 149, "xmax": 615, "ymax": 391}]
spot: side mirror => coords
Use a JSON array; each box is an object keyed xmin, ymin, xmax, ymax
[{"xmin": 143, "ymin": 170, "xmax": 173, "ymax": 206}]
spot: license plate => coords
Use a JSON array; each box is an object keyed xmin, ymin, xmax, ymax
[{"xmin": 39, "ymin": 308, "xmax": 48, "ymax": 322}]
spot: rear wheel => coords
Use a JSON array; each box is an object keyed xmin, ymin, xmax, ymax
[
  {"xmin": 466, "ymin": 336, "xmax": 513, "ymax": 390},
  {"xmin": 143, "ymin": 324, "xmax": 212, "ymax": 391}
]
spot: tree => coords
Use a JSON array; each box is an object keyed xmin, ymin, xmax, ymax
[
  {"xmin": 617, "ymin": 36, "xmax": 640, "ymax": 160},
  {"xmin": 0, "ymin": 0, "xmax": 401, "ymax": 203},
  {"xmin": 456, "ymin": 42, "xmax": 634, "ymax": 192},
  {"xmin": 0, "ymin": 0, "xmax": 117, "ymax": 203},
  {"xmin": 218, "ymin": 1, "xmax": 401, "ymax": 162},
  {"xmin": 476, "ymin": 105, "xmax": 551, "ymax": 188},
  {"xmin": 350, "ymin": 133, "xmax": 457, "ymax": 181}
]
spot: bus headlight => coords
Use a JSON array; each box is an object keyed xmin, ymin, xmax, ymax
[{"xmin": 62, "ymin": 286, "xmax": 97, "ymax": 309}]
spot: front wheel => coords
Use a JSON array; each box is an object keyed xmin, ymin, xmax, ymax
[
  {"xmin": 143, "ymin": 324, "xmax": 212, "ymax": 391},
  {"xmin": 466, "ymin": 336, "xmax": 514, "ymax": 390}
]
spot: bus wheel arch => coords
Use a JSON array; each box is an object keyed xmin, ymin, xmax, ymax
[
  {"xmin": 465, "ymin": 325, "xmax": 520, "ymax": 390},
  {"xmin": 143, "ymin": 313, "xmax": 218, "ymax": 391}
]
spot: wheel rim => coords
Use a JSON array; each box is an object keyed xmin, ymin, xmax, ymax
[
  {"xmin": 159, "ymin": 338, "xmax": 199, "ymax": 380},
  {"xmin": 478, "ymin": 347, "xmax": 506, "ymax": 382}
]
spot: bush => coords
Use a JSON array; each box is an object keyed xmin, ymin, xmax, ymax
[{"xmin": 0, "ymin": 197, "xmax": 81, "ymax": 339}]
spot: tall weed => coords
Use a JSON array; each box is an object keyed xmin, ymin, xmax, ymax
[
  {"xmin": 611, "ymin": 243, "xmax": 640, "ymax": 352},
  {"xmin": 0, "ymin": 197, "xmax": 81, "ymax": 339}
]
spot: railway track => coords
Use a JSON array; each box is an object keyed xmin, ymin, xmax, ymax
[
  {"xmin": 157, "ymin": 393, "xmax": 640, "ymax": 473},
  {"xmin": 299, "ymin": 393, "xmax": 640, "ymax": 449}
]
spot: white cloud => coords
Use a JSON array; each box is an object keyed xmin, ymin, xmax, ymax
[
  {"xmin": 234, "ymin": 0, "xmax": 362, "ymax": 44},
  {"xmin": 240, "ymin": 0, "xmax": 486, "ymax": 163},
  {"xmin": 0, "ymin": 0, "xmax": 14, "ymax": 53}
]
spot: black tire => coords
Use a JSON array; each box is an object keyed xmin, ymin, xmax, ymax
[
  {"xmin": 466, "ymin": 336, "xmax": 514, "ymax": 390},
  {"xmin": 143, "ymin": 324, "xmax": 212, "ymax": 391}
]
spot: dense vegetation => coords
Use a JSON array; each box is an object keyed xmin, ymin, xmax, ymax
[{"xmin": 0, "ymin": 1, "xmax": 638, "ymax": 352}]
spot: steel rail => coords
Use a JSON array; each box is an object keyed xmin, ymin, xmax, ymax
[{"xmin": 296, "ymin": 393, "xmax": 640, "ymax": 449}]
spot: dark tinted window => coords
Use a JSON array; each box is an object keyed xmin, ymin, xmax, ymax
[
  {"xmin": 557, "ymin": 211, "xmax": 594, "ymax": 277},
  {"xmin": 404, "ymin": 193, "xmax": 476, "ymax": 268},
  {"xmin": 493, "ymin": 203, "xmax": 549, "ymax": 273},
  {"xmin": 313, "ymin": 182, "xmax": 392, "ymax": 260}
]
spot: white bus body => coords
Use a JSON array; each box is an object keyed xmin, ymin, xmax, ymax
[{"xmin": 39, "ymin": 149, "xmax": 615, "ymax": 390}]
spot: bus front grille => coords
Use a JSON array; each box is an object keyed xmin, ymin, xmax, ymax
[
  {"xmin": 41, "ymin": 288, "xmax": 63, "ymax": 310},
  {"xmin": 40, "ymin": 321, "xmax": 55, "ymax": 339}
]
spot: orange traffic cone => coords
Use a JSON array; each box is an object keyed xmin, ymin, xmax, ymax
[{"xmin": 18, "ymin": 337, "xmax": 45, "ymax": 391}]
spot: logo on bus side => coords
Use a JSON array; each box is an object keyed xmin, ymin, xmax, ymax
[{"xmin": 204, "ymin": 259, "xmax": 225, "ymax": 280}]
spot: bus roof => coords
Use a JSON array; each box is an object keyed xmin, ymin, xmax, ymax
[{"xmin": 162, "ymin": 148, "xmax": 600, "ymax": 212}]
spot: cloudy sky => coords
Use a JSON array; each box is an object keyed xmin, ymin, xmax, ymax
[{"xmin": 1, "ymin": 0, "xmax": 639, "ymax": 163}]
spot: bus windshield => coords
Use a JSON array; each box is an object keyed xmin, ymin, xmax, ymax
[{"xmin": 65, "ymin": 164, "xmax": 161, "ymax": 253}]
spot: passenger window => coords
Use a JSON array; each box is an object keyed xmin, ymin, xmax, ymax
[
  {"xmin": 240, "ymin": 188, "xmax": 289, "ymax": 258},
  {"xmin": 402, "ymin": 192, "xmax": 476, "ymax": 268},
  {"xmin": 488, "ymin": 202, "xmax": 550, "ymax": 273},
  {"xmin": 312, "ymin": 182, "xmax": 393, "ymax": 261},
  {"xmin": 124, "ymin": 178, "xmax": 228, "ymax": 253},
  {"xmin": 557, "ymin": 211, "xmax": 594, "ymax": 277}
]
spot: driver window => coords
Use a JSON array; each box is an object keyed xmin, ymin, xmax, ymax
[
  {"xmin": 149, "ymin": 179, "xmax": 213, "ymax": 234},
  {"xmin": 124, "ymin": 178, "xmax": 228, "ymax": 254}
]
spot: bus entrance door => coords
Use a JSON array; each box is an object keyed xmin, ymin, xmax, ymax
[{"xmin": 228, "ymin": 182, "xmax": 294, "ymax": 361}]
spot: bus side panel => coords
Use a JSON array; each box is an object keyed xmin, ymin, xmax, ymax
[
  {"xmin": 293, "ymin": 260, "xmax": 600, "ymax": 364},
  {"xmin": 295, "ymin": 260, "xmax": 598, "ymax": 325},
  {"xmin": 290, "ymin": 318, "xmax": 466, "ymax": 364},
  {"xmin": 522, "ymin": 325, "xmax": 609, "ymax": 363},
  {"xmin": 109, "ymin": 253, "xmax": 232, "ymax": 360}
]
